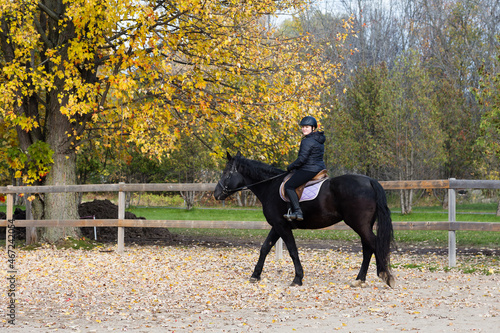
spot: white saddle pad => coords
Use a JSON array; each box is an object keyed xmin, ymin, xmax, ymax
[{"xmin": 279, "ymin": 178, "xmax": 328, "ymax": 202}]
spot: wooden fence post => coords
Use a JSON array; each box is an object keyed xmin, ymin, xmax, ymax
[
  {"xmin": 117, "ymin": 182, "xmax": 125, "ymax": 253},
  {"xmin": 5, "ymin": 186, "xmax": 14, "ymax": 251},
  {"xmin": 275, "ymin": 238, "xmax": 283, "ymax": 260},
  {"xmin": 25, "ymin": 197, "xmax": 37, "ymax": 245},
  {"xmin": 448, "ymin": 178, "xmax": 457, "ymax": 267}
]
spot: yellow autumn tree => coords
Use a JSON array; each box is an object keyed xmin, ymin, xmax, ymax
[{"xmin": 0, "ymin": 0, "xmax": 353, "ymax": 242}]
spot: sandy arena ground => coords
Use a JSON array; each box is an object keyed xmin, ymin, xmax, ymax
[{"xmin": 1, "ymin": 243, "xmax": 499, "ymax": 332}]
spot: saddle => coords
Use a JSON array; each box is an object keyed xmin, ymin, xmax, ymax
[{"xmin": 279, "ymin": 170, "xmax": 328, "ymax": 202}]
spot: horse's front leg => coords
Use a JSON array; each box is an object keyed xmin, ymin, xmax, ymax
[
  {"xmin": 278, "ymin": 226, "xmax": 304, "ymax": 286},
  {"xmin": 250, "ymin": 227, "xmax": 281, "ymax": 283}
]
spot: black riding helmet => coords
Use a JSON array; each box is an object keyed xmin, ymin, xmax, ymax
[{"xmin": 299, "ymin": 116, "xmax": 317, "ymax": 129}]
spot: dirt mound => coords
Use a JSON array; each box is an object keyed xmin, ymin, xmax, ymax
[
  {"xmin": 0, "ymin": 208, "xmax": 27, "ymax": 240},
  {"xmin": 0, "ymin": 207, "xmax": 26, "ymax": 221},
  {"xmin": 79, "ymin": 199, "xmax": 174, "ymax": 243},
  {"xmin": 78, "ymin": 199, "xmax": 141, "ymax": 220}
]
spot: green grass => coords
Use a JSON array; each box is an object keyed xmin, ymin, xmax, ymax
[
  {"xmin": 0, "ymin": 236, "xmax": 101, "ymax": 250},
  {"xmin": 127, "ymin": 205, "xmax": 500, "ymax": 221},
  {"xmin": 416, "ymin": 202, "xmax": 498, "ymax": 212},
  {"xmin": 393, "ymin": 212, "xmax": 500, "ymax": 222},
  {"xmin": 2, "ymin": 204, "xmax": 499, "ymax": 248},
  {"xmin": 54, "ymin": 236, "xmax": 101, "ymax": 250},
  {"xmin": 130, "ymin": 206, "xmax": 266, "ymax": 221},
  {"xmin": 127, "ymin": 206, "xmax": 499, "ymax": 248}
]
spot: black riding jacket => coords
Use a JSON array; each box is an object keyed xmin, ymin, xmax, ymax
[{"xmin": 287, "ymin": 131, "xmax": 326, "ymax": 173}]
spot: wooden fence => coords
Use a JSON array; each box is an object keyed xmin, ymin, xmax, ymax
[{"xmin": 1, "ymin": 179, "xmax": 500, "ymax": 267}]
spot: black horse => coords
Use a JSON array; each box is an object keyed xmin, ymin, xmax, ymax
[{"xmin": 214, "ymin": 152, "xmax": 395, "ymax": 288}]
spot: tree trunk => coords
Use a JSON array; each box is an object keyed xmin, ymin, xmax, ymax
[
  {"xmin": 496, "ymin": 200, "xmax": 500, "ymax": 217},
  {"xmin": 25, "ymin": 200, "xmax": 37, "ymax": 245},
  {"xmin": 1, "ymin": 0, "xmax": 88, "ymax": 243},
  {"xmin": 40, "ymin": 152, "xmax": 80, "ymax": 243},
  {"xmin": 181, "ymin": 191, "xmax": 196, "ymax": 210},
  {"xmin": 442, "ymin": 190, "xmax": 449, "ymax": 209},
  {"xmin": 37, "ymin": 6, "xmax": 82, "ymax": 243},
  {"xmin": 135, "ymin": 192, "xmax": 142, "ymax": 206},
  {"xmin": 125, "ymin": 191, "xmax": 131, "ymax": 209},
  {"xmin": 400, "ymin": 188, "xmax": 413, "ymax": 214},
  {"xmin": 248, "ymin": 192, "xmax": 257, "ymax": 206}
]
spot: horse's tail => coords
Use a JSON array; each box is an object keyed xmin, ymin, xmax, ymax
[{"xmin": 370, "ymin": 178, "xmax": 394, "ymax": 279}]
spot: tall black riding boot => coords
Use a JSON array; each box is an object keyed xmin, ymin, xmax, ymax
[{"xmin": 284, "ymin": 188, "xmax": 304, "ymax": 221}]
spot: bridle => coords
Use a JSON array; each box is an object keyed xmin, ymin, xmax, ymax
[{"xmin": 217, "ymin": 167, "xmax": 287, "ymax": 197}]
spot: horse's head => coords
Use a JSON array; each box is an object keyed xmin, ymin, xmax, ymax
[{"xmin": 214, "ymin": 152, "xmax": 246, "ymax": 200}]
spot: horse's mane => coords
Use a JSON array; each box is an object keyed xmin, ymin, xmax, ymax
[{"xmin": 234, "ymin": 155, "xmax": 285, "ymax": 179}]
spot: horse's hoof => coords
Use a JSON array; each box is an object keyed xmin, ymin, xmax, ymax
[
  {"xmin": 289, "ymin": 281, "xmax": 302, "ymax": 287},
  {"xmin": 349, "ymin": 280, "xmax": 366, "ymax": 288},
  {"xmin": 379, "ymin": 272, "xmax": 396, "ymax": 288},
  {"xmin": 249, "ymin": 277, "xmax": 260, "ymax": 283},
  {"xmin": 387, "ymin": 275, "xmax": 396, "ymax": 288},
  {"xmin": 349, "ymin": 280, "xmax": 361, "ymax": 288}
]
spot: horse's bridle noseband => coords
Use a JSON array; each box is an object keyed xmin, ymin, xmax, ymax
[{"xmin": 217, "ymin": 168, "xmax": 238, "ymax": 197}]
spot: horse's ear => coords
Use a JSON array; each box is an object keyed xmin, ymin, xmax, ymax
[{"xmin": 226, "ymin": 152, "xmax": 232, "ymax": 160}]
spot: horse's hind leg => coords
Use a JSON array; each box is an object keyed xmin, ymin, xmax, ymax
[
  {"xmin": 353, "ymin": 231, "xmax": 395, "ymax": 288},
  {"xmin": 351, "ymin": 238, "xmax": 375, "ymax": 287},
  {"xmin": 250, "ymin": 228, "xmax": 281, "ymax": 283}
]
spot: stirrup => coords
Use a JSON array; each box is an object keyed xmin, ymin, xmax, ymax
[{"xmin": 283, "ymin": 208, "xmax": 295, "ymax": 221}]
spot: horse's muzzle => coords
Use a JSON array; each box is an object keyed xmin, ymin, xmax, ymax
[{"xmin": 213, "ymin": 185, "xmax": 226, "ymax": 200}]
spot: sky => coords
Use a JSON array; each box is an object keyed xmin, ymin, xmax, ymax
[{"xmin": 271, "ymin": 0, "xmax": 393, "ymax": 26}]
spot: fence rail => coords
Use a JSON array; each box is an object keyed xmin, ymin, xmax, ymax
[
  {"xmin": 2, "ymin": 179, "xmax": 500, "ymax": 266},
  {"xmin": 2, "ymin": 178, "xmax": 499, "ymax": 193}
]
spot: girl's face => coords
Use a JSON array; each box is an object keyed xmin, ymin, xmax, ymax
[{"xmin": 301, "ymin": 125, "xmax": 313, "ymax": 136}]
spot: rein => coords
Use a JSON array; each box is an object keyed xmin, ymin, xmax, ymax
[{"xmin": 218, "ymin": 171, "xmax": 287, "ymax": 197}]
